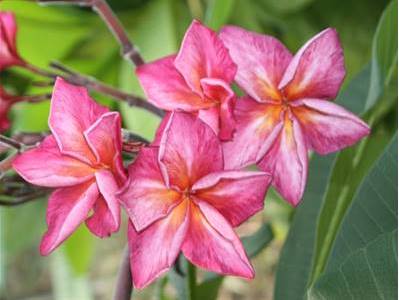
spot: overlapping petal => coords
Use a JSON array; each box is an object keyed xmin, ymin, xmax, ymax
[
  {"xmin": 49, "ymin": 77, "xmax": 108, "ymax": 164},
  {"xmin": 292, "ymin": 99, "xmax": 370, "ymax": 154},
  {"xmin": 40, "ymin": 181, "xmax": 99, "ymax": 255},
  {"xmin": 175, "ymin": 20, "xmax": 237, "ymax": 94},
  {"xmin": 119, "ymin": 147, "xmax": 182, "ymax": 231},
  {"xmin": 220, "ymin": 26, "xmax": 292, "ymax": 103},
  {"xmin": 128, "ymin": 200, "xmax": 189, "ymax": 289},
  {"xmin": 84, "ymin": 111, "xmax": 125, "ymax": 181},
  {"xmin": 258, "ymin": 113, "xmax": 308, "ymax": 206},
  {"xmin": 223, "ymin": 97, "xmax": 284, "ymax": 169},
  {"xmin": 182, "ymin": 201, "xmax": 254, "ymax": 278},
  {"xmin": 12, "ymin": 136, "xmax": 95, "ymax": 187},
  {"xmin": 279, "ymin": 28, "xmax": 345, "ymax": 100},
  {"xmin": 158, "ymin": 112, "xmax": 223, "ymax": 189},
  {"xmin": 136, "ymin": 56, "xmax": 214, "ymax": 111},
  {"xmin": 192, "ymin": 171, "xmax": 271, "ymax": 226}
]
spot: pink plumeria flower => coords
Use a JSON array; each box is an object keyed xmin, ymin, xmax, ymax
[
  {"xmin": 0, "ymin": 12, "xmax": 24, "ymax": 70},
  {"xmin": 118, "ymin": 112, "xmax": 271, "ymax": 288},
  {"xmin": 220, "ymin": 26, "xmax": 370, "ymax": 206},
  {"xmin": 13, "ymin": 78, "xmax": 126, "ymax": 255},
  {"xmin": 136, "ymin": 20, "xmax": 237, "ymax": 141}
]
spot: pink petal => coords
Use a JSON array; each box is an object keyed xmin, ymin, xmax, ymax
[
  {"xmin": 198, "ymin": 107, "xmax": 220, "ymax": 139},
  {"xmin": 192, "ymin": 171, "xmax": 271, "ymax": 226},
  {"xmin": 128, "ymin": 200, "xmax": 189, "ymax": 289},
  {"xmin": 85, "ymin": 195, "xmax": 117, "ymax": 238},
  {"xmin": 136, "ymin": 56, "xmax": 214, "ymax": 111},
  {"xmin": 175, "ymin": 20, "xmax": 237, "ymax": 95},
  {"xmin": 182, "ymin": 200, "xmax": 254, "ymax": 278},
  {"xmin": 200, "ymin": 78, "xmax": 236, "ymax": 141},
  {"xmin": 292, "ymin": 98, "xmax": 370, "ymax": 154},
  {"xmin": 279, "ymin": 28, "xmax": 345, "ymax": 100},
  {"xmin": 223, "ymin": 97, "xmax": 284, "ymax": 169},
  {"xmin": 152, "ymin": 112, "xmax": 172, "ymax": 147},
  {"xmin": 86, "ymin": 169, "xmax": 121, "ymax": 237},
  {"xmin": 0, "ymin": 12, "xmax": 22, "ymax": 70},
  {"xmin": 258, "ymin": 113, "xmax": 308, "ymax": 206},
  {"xmin": 220, "ymin": 26, "xmax": 292, "ymax": 103},
  {"xmin": 84, "ymin": 111, "xmax": 126, "ymax": 183},
  {"xmin": 158, "ymin": 112, "xmax": 223, "ymax": 189},
  {"xmin": 40, "ymin": 181, "xmax": 98, "ymax": 255},
  {"xmin": 49, "ymin": 77, "xmax": 109, "ymax": 165},
  {"xmin": 119, "ymin": 147, "xmax": 182, "ymax": 231},
  {"xmin": 12, "ymin": 136, "xmax": 95, "ymax": 188}
]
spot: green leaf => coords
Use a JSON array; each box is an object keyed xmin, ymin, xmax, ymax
[
  {"xmin": 309, "ymin": 230, "xmax": 397, "ymax": 300},
  {"xmin": 273, "ymin": 66, "xmax": 371, "ymax": 300},
  {"xmin": 205, "ymin": 0, "xmax": 236, "ymax": 30},
  {"xmin": 62, "ymin": 224, "xmax": 95, "ymax": 275},
  {"xmin": 366, "ymin": 0, "xmax": 398, "ymax": 110},
  {"xmin": 196, "ymin": 223, "xmax": 274, "ymax": 300},
  {"xmin": 308, "ymin": 135, "xmax": 397, "ymax": 298}
]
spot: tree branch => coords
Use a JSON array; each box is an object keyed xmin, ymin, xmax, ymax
[{"xmin": 0, "ymin": 191, "xmax": 47, "ymax": 207}]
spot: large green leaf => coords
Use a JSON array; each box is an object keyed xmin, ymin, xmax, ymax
[
  {"xmin": 205, "ymin": 0, "xmax": 236, "ymax": 30},
  {"xmin": 308, "ymin": 135, "xmax": 397, "ymax": 299},
  {"xmin": 366, "ymin": 0, "xmax": 398, "ymax": 110},
  {"xmin": 273, "ymin": 65, "xmax": 371, "ymax": 300}
]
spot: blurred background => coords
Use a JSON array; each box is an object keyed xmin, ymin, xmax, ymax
[{"xmin": 0, "ymin": 0, "xmax": 396, "ymax": 299}]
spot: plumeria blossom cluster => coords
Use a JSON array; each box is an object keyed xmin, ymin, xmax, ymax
[{"xmin": 9, "ymin": 17, "xmax": 370, "ymax": 289}]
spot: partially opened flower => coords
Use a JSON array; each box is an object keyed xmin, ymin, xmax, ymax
[
  {"xmin": 0, "ymin": 12, "xmax": 24, "ymax": 70},
  {"xmin": 13, "ymin": 77, "xmax": 126, "ymax": 255},
  {"xmin": 118, "ymin": 112, "xmax": 271, "ymax": 288},
  {"xmin": 220, "ymin": 27, "xmax": 370, "ymax": 206},
  {"xmin": 136, "ymin": 20, "xmax": 237, "ymax": 141},
  {"xmin": 0, "ymin": 85, "xmax": 16, "ymax": 132}
]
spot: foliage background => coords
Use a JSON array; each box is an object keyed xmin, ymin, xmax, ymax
[{"xmin": 0, "ymin": 0, "xmax": 396, "ymax": 299}]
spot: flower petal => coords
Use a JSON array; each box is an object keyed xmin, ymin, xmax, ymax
[
  {"xmin": 0, "ymin": 12, "xmax": 22, "ymax": 70},
  {"xmin": 258, "ymin": 113, "xmax": 308, "ymax": 206},
  {"xmin": 223, "ymin": 97, "xmax": 284, "ymax": 169},
  {"xmin": 200, "ymin": 77, "xmax": 236, "ymax": 141},
  {"xmin": 128, "ymin": 200, "xmax": 189, "ymax": 289},
  {"xmin": 192, "ymin": 171, "xmax": 271, "ymax": 226},
  {"xmin": 136, "ymin": 56, "xmax": 213, "ymax": 111},
  {"xmin": 86, "ymin": 169, "xmax": 121, "ymax": 237},
  {"xmin": 182, "ymin": 200, "xmax": 254, "ymax": 278},
  {"xmin": 49, "ymin": 77, "xmax": 109, "ymax": 164},
  {"xmin": 292, "ymin": 98, "xmax": 370, "ymax": 154},
  {"xmin": 40, "ymin": 181, "xmax": 98, "ymax": 255},
  {"xmin": 220, "ymin": 26, "xmax": 292, "ymax": 103},
  {"xmin": 279, "ymin": 28, "xmax": 345, "ymax": 100},
  {"xmin": 175, "ymin": 20, "xmax": 236, "ymax": 95},
  {"xmin": 119, "ymin": 147, "xmax": 182, "ymax": 231},
  {"xmin": 13, "ymin": 136, "xmax": 95, "ymax": 187},
  {"xmin": 84, "ymin": 111, "xmax": 126, "ymax": 182},
  {"xmin": 158, "ymin": 112, "xmax": 223, "ymax": 189}
]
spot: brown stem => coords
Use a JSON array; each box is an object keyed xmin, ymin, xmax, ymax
[
  {"xmin": 38, "ymin": 0, "xmax": 144, "ymax": 66},
  {"xmin": 13, "ymin": 94, "xmax": 52, "ymax": 104},
  {"xmin": 0, "ymin": 191, "xmax": 47, "ymax": 207},
  {"xmin": 0, "ymin": 135, "xmax": 23, "ymax": 151},
  {"xmin": 113, "ymin": 245, "xmax": 133, "ymax": 300}
]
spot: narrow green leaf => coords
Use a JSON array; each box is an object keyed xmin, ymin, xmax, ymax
[
  {"xmin": 366, "ymin": 0, "xmax": 398, "ymax": 109},
  {"xmin": 205, "ymin": 0, "xmax": 236, "ymax": 30}
]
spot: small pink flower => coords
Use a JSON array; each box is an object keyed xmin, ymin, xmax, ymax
[
  {"xmin": 220, "ymin": 26, "xmax": 370, "ymax": 206},
  {"xmin": 136, "ymin": 20, "xmax": 237, "ymax": 141},
  {"xmin": 0, "ymin": 86, "xmax": 16, "ymax": 132},
  {"xmin": 118, "ymin": 112, "xmax": 271, "ymax": 288},
  {"xmin": 0, "ymin": 12, "xmax": 24, "ymax": 70},
  {"xmin": 13, "ymin": 78, "xmax": 126, "ymax": 255}
]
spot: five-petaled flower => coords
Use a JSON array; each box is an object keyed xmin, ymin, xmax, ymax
[
  {"xmin": 0, "ymin": 12, "xmax": 24, "ymax": 70},
  {"xmin": 13, "ymin": 77, "xmax": 126, "ymax": 255},
  {"xmin": 118, "ymin": 112, "xmax": 271, "ymax": 288},
  {"xmin": 136, "ymin": 20, "xmax": 237, "ymax": 141},
  {"xmin": 220, "ymin": 26, "xmax": 370, "ymax": 206}
]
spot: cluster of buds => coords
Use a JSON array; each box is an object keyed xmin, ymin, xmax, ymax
[{"xmin": 3, "ymin": 7, "xmax": 370, "ymax": 291}]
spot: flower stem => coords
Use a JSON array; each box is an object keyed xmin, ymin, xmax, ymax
[
  {"xmin": 187, "ymin": 261, "xmax": 197, "ymax": 300},
  {"xmin": 112, "ymin": 245, "xmax": 133, "ymax": 300}
]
